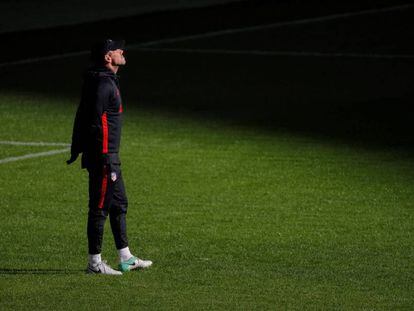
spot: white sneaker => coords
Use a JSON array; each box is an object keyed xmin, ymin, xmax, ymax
[
  {"xmin": 86, "ymin": 260, "xmax": 123, "ymax": 275},
  {"xmin": 118, "ymin": 256, "xmax": 153, "ymax": 272}
]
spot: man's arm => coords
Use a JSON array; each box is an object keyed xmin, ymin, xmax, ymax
[{"xmin": 92, "ymin": 80, "xmax": 112, "ymax": 157}]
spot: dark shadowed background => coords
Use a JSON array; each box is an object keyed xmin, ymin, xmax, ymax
[{"xmin": 1, "ymin": 0, "xmax": 413, "ymax": 149}]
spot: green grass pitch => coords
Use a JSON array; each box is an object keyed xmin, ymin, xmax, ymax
[{"xmin": 0, "ymin": 91, "xmax": 413, "ymax": 309}]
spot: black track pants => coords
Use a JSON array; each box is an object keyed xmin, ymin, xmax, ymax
[{"xmin": 87, "ymin": 163, "xmax": 128, "ymax": 254}]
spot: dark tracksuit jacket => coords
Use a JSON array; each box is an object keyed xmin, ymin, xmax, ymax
[
  {"xmin": 71, "ymin": 66, "xmax": 123, "ymax": 167},
  {"xmin": 70, "ymin": 66, "xmax": 128, "ymax": 254}
]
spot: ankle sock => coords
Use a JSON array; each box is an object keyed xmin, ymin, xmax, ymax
[
  {"xmin": 88, "ymin": 253, "xmax": 102, "ymax": 266},
  {"xmin": 118, "ymin": 246, "xmax": 133, "ymax": 261}
]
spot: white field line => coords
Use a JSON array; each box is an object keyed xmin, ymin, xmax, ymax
[
  {"xmin": 0, "ymin": 148, "xmax": 69, "ymax": 164},
  {"xmin": 0, "ymin": 140, "xmax": 70, "ymax": 147},
  {"xmin": 0, "ymin": 3, "xmax": 412, "ymax": 68},
  {"xmin": 0, "ymin": 141, "xmax": 70, "ymax": 164},
  {"xmin": 132, "ymin": 47, "xmax": 414, "ymax": 59}
]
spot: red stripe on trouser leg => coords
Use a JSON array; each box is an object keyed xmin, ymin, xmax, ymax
[
  {"xmin": 98, "ymin": 167, "xmax": 108, "ymax": 209},
  {"xmin": 101, "ymin": 112, "xmax": 108, "ymax": 154}
]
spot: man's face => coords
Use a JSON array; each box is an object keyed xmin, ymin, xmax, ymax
[{"xmin": 107, "ymin": 49, "xmax": 126, "ymax": 66}]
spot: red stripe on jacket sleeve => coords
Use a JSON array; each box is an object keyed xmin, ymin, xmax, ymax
[{"xmin": 101, "ymin": 112, "xmax": 108, "ymax": 154}]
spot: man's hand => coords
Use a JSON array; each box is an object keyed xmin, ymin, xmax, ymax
[{"xmin": 66, "ymin": 152, "xmax": 79, "ymax": 165}]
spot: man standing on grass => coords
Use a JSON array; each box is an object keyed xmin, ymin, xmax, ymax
[{"xmin": 67, "ymin": 39, "xmax": 152, "ymax": 275}]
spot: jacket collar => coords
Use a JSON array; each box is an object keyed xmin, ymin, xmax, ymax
[{"xmin": 86, "ymin": 65, "xmax": 118, "ymax": 78}]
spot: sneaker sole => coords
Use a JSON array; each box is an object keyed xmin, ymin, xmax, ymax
[{"xmin": 86, "ymin": 266, "xmax": 123, "ymax": 275}]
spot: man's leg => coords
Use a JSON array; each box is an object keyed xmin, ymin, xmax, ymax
[
  {"xmin": 87, "ymin": 165, "xmax": 110, "ymax": 255},
  {"xmin": 108, "ymin": 166, "xmax": 129, "ymax": 250},
  {"xmin": 108, "ymin": 166, "xmax": 152, "ymax": 272},
  {"xmin": 86, "ymin": 165, "xmax": 122, "ymax": 275}
]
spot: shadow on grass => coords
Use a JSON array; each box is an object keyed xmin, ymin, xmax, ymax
[
  {"xmin": 1, "ymin": 50, "xmax": 413, "ymax": 153},
  {"xmin": 0, "ymin": 0, "xmax": 413, "ymax": 156},
  {"xmin": 0, "ymin": 268, "xmax": 85, "ymax": 275}
]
